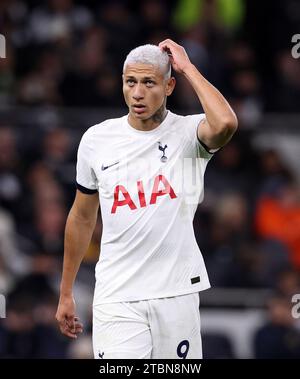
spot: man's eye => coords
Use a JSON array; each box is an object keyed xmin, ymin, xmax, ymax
[
  {"xmin": 126, "ymin": 80, "xmax": 135, "ymax": 85},
  {"xmin": 146, "ymin": 80, "xmax": 154, "ymax": 86}
]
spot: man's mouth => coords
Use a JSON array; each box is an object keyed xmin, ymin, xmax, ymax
[{"xmin": 132, "ymin": 104, "xmax": 146, "ymax": 114}]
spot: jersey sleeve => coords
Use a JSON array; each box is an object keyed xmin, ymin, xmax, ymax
[
  {"xmin": 184, "ymin": 113, "xmax": 218, "ymax": 160},
  {"xmin": 76, "ymin": 130, "xmax": 98, "ymax": 194}
]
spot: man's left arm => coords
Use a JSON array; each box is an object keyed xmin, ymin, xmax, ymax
[{"xmin": 159, "ymin": 39, "xmax": 238, "ymax": 150}]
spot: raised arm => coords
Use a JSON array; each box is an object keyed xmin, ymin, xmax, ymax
[
  {"xmin": 56, "ymin": 190, "xmax": 99, "ymax": 338},
  {"xmin": 159, "ymin": 39, "xmax": 238, "ymax": 150}
]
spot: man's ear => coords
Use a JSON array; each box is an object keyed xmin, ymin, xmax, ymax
[{"xmin": 165, "ymin": 77, "xmax": 176, "ymax": 96}]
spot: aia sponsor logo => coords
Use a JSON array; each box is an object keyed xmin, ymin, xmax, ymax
[{"xmin": 111, "ymin": 174, "xmax": 177, "ymax": 214}]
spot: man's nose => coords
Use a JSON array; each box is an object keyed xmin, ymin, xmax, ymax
[{"xmin": 132, "ymin": 84, "xmax": 144, "ymax": 100}]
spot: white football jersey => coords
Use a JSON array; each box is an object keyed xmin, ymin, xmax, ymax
[{"xmin": 76, "ymin": 111, "xmax": 214, "ymax": 305}]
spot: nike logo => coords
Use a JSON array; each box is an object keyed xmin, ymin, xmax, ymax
[{"xmin": 101, "ymin": 161, "xmax": 119, "ymax": 171}]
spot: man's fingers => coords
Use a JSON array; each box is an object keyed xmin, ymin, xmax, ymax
[
  {"xmin": 66, "ymin": 315, "xmax": 76, "ymax": 331},
  {"xmin": 159, "ymin": 42, "xmax": 181, "ymax": 62},
  {"xmin": 159, "ymin": 39, "xmax": 180, "ymax": 53},
  {"xmin": 59, "ymin": 321, "xmax": 83, "ymax": 339},
  {"xmin": 56, "ymin": 314, "xmax": 83, "ymax": 338},
  {"xmin": 159, "ymin": 39, "xmax": 177, "ymax": 48},
  {"xmin": 159, "ymin": 43, "xmax": 173, "ymax": 54},
  {"xmin": 67, "ymin": 316, "xmax": 83, "ymax": 330},
  {"xmin": 58, "ymin": 321, "xmax": 76, "ymax": 338},
  {"xmin": 65, "ymin": 325, "xmax": 83, "ymax": 335},
  {"xmin": 68, "ymin": 321, "xmax": 75, "ymax": 332},
  {"xmin": 66, "ymin": 317, "xmax": 83, "ymax": 330},
  {"xmin": 74, "ymin": 321, "xmax": 83, "ymax": 329},
  {"xmin": 61, "ymin": 328, "xmax": 78, "ymax": 339},
  {"xmin": 69, "ymin": 321, "xmax": 83, "ymax": 332}
]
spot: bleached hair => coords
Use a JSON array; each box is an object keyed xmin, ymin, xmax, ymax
[{"xmin": 123, "ymin": 44, "xmax": 171, "ymax": 79}]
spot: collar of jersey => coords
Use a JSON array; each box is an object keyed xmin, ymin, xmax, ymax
[{"xmin": 125, "ymin": 110, "xmax": 171, "ymax": 135}]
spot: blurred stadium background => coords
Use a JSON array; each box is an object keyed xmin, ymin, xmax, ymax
[{"xmin": 0, "ymin": 0, "xmax": 300, "ymax": 359}]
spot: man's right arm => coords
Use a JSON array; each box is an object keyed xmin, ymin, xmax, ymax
[{"xmin": 56, "ymin": 189, "xmax": 99, "ymax": 338}]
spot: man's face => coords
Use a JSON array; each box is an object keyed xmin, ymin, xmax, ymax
[{"xmin": 123, "ymin": 63, "xmax": 175, "ymax": 120}]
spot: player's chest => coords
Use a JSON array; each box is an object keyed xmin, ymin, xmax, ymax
[{"xmin": 91, "ymin": 134, "xmax": 188, "ymax": 189}]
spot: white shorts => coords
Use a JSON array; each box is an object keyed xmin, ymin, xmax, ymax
[{"xmin": 92, "ymin": 292, "xmax": 202, "ymax": 359}]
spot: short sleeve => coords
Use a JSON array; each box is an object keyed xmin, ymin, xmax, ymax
[
  {"xmin": 76, "ymin": 130, "xmax": 98, "ymax": 194},
  {"xmin": 184, "ymin": 113, "xmax": 216, "ymax": 160}
]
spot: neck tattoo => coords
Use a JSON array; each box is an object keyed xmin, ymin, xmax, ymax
[{"xmin": 152, "ymin": 105, "xmax": 167, "ymax": 125}]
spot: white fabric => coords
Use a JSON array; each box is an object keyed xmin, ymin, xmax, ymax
[
  {"xmin": 76, "ymin": 111, "xmax": 213, "ymax": 304},
  {"xmin": 92, "ymin": 292, "xmax": 202, "ymax": 359}
]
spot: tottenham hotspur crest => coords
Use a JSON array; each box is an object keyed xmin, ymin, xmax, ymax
[{"xmin": 158, "ymin": 141, "xmax": 168, "ymax": 163}]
